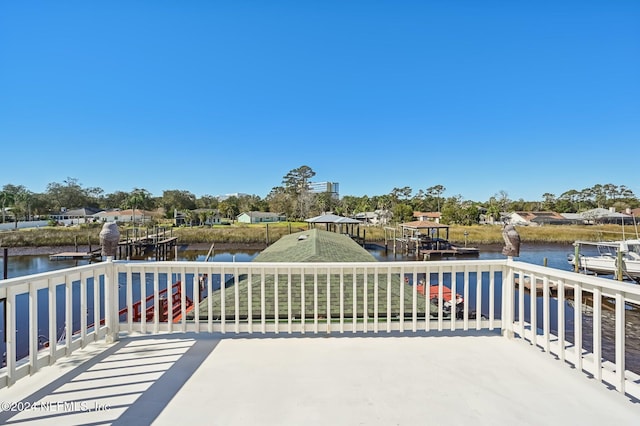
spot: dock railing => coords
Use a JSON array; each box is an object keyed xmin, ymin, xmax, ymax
[{"xmin": 1, "ymin": 259, "xmax": 639, "ymax": 399}]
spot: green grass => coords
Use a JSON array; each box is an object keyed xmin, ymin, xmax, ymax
[{"xmin": 0, "ymin": 222, "xmax": 636, "ymax": 248}]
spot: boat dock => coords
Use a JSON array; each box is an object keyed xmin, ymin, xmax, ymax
[
  {"xmin": 50, "ymin": 226, "xmax": 178, "ymax": 261},
  {"xmin": 384, "ymin": 222, "xmax": 480, "ymax": 258},
  {"xmin": 49, "ymin": 249, "xmax": 102, "ymax": 261},
  {"xmin": 117, "ymin": 227, "xmax": 178, "ymax": 260}
]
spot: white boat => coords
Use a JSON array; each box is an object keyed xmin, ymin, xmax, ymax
[{"xmin": 568, "ymin": 239, "xmax": 640, "ymax": 282}]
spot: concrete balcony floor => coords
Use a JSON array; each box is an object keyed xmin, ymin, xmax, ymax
[{"xmin": 1, "ymin": 330, "xmax": 638, "ymax": 425}]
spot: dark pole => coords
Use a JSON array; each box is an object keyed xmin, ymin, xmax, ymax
[{"xmin": 3, "ymin": 248, "xmax": 7, "ymax": 279}]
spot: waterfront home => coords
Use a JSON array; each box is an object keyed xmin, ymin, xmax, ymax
[
  {"xmin": 236, "ymin": 211, "xmax": 286, "ymax": 224},
  {"xmin": 50, "ymin": 207, "xmax": 103, "ymax": 225},
  {"xmin": 505, "ymin": 211, "xmax": 570, "ymax": 226},
  {"xmin": 567, "ymin": 207, "xmax": 636, "ymax": 225},
  {"xmin": 413, "ymin": 211, "xmax": 441, "ymax": 223},
  {"xmin": 93, "ymin": 208, "xmax": 156, "ymax": 224}
]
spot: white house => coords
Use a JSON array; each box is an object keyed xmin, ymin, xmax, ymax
[
  {"xmin": 237, "ymin": 211, "xmax": 286, "ymax": 224},
  {"xmin": 413, "ymin": 211, "xmax": 441, "ymax": 223},
  {"xmin": 192, "ymin": 209, "xmax": 223, "ymax": 226},
  {"xmin": 93, "ymin": 209, "xmax": 155, "ymax": 224},
  {"xmin": 353, "ymin": 209, "xmax": 392, "ymax": 225}
]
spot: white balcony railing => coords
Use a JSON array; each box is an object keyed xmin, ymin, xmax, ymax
[{"xmin": 1, "ymin": 259, "xmax": 639, "ymax": 399}]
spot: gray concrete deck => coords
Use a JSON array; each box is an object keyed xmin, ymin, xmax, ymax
[{"xmin": 0, "ymin": 331, "xmax": 638, "ymax": 425}]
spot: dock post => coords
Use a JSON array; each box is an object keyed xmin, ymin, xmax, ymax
[
  {"xmin": 3, "ymin": 247, "xmax": 7, "ymax": 279},
  {"xmin": 574, "ymin": 244, "xmax": 580, "ymax": 273},
  {"xmin": 617, "ymin": 250, "xmax": 624, "ymax": 281}
]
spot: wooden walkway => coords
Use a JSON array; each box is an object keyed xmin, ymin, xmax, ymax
[{"xmin": 49, "ymin": 249, "xmax": 101, "ymax": 261}]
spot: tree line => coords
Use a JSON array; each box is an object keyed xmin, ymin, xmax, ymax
[{"xmin": 1, "ymin": 168, "xmax": 638, "ymax": 226}]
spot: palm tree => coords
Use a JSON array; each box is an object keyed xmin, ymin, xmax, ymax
[
  {"xmin": 125, "ymin": 188, "xmax": 151, "ymax": 226},
  {"xmin": 0, "ymin": 190, "xmax": 15, "ymax": 223}
]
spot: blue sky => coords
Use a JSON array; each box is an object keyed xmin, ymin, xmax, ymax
[{"xmin": 1, "ymin": 1, "xmax": 638, "ymax": 202}]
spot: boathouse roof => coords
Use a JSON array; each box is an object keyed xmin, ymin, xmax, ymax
[
  {"xmin": 254, "ymin": 229, "xmax": 375, "ymax": 263},
  {"xmin": 400, "ymin": 220, "xmax": 449, "ymax": 229},
  {"xmin": 189, "ymin": 229, "xmax": 432, "ymax": 320},
  {"xmin": 305, "ymin": 213, "xmax": 361, "ymax": 224}
]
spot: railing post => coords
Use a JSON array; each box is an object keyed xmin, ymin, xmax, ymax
[
  {"xmin": 502, "ymin": 260, "xmax": 515, "ymax": 339},
  {"xmin": 104, "ymin": 257, "xmax": 119, "ymax": 343}
]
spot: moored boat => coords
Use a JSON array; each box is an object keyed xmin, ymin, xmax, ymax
[{"xmin": 568, "ymin": 239, "xmax": 640, "ymax": 282}]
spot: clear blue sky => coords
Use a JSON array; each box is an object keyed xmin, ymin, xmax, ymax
[{"xmin": 1, "ymin": 1, "xmax": 638, "ymax": 202}]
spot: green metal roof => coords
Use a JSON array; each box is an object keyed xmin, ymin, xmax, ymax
[{"xmin": 188, "ymin": 229, "xmax": 442, "ymax": 321}]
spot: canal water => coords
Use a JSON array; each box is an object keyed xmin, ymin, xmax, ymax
[{"xmin": 1, "ymin": 242, "xmax": 638, "ymax": 374}]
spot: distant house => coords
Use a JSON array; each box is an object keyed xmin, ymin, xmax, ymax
[
  {"xmin": 413, "ymin": 211, "xmax": 441, "ymax": 223},
  {"xmin": 50, "ymin": 207, "xmax": 103, "ymax": 225},
  {"xmin": 237, "ymin": 211, "xmax": 286, "ymax": 224},
  {"xmin": 564, "ymin": 208, "xmax": 634, "ymax": 225},
  {"xmin": 353, "ymin": 209, "xmax": 392, "ymax": 225},
  {"xmin": 93, "ymin": 209, "xmax": 155, "ymax": 224},
  {"xmin": 506, "ymin": 211, "xmax": 570, "ymax": 226},
  {"xmin": 192, "ymin": 209, "xmax": 223, "ymax": 226}
]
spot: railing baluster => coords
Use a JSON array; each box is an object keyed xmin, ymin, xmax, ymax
[
  {"xmin": 28, "ymin": 281, "xmax": 37, "ymax": 373},
  {"xmin": 475, "ymin": 265, "xmax": 482, "ymax": 331},
  {"xmin": 557, "ymin": 279, "xmax": 565, "ymax": 362},
  {"xmin": 411, "ymin": 268, "xmax": 417, "ymax": 332},
  {"xmin": 65, "ymin": 275, "xmax": 72, "ymax": 354},
  {"xmin": 592, "ymin": 286, "xmax": 602, "ymax": 382},
  {"xmin": 363, "ymin": 267, "xmax": 368, "ymax": 333},
  {"xmin": 386, "ymin": 268, "xmax": 392, "ymax": 333},
  {"xmin": 437, "ymin": 267, "xmax": 444, "ymax": 332},
  {"xmin": 274, "ymin": 268, "xmax": 279, "ymax": 333},
  {"xmin": 313, "ymin": 270, "xmax": 318, "ymax": 334},
  {"xmin": 542, "ymin": 276, "xmax": 550, "ymax": 353},
  {"xmin": 374, "ymin": 267, "xmax": 379, "ymax": 333},
  {"xmin": 530, "ymin": 273, "xmax": 537, "ymax": 347},
  {"xmin": 301, "ymin": 270, "xmax": 306, "ymax": 333},
  {"xmin": 288, "ymin": 267, "xmax": 293, "ymax": 334},
  {"xmin": 463, "ymin": 266, "xmax": 470, "ymax": 331},
  {"xmin": 518, "ymin": 269, "xmax": 525, "ymax": 338},
  {"xmin": 6, "ymin": 288, "xmax": 15, "ymax": 386},
  {"xmin": 141, "ymin": 270, "xmax": 148, "ymax": 333},
  {"xmin": 220, "ymin": 267, "xmax": 226, "ymax": 334},
  {"xmin": 234, "ymin": 267, "xmax": 239, "ymax": 334},
  {"xmin": 260, "ymin": 268, "xmax": 266, "ymax": 334},
  {"xmin": 93, "ymin": 271, "xmax": 100, "ymax": 341},
  {"xmin": 352, "ymin": 268, "xmax": 357, "ymax": 333},
  {"xmin": 340, "ymin": 267, "xmax": 345, "ymax": 333},
  {"xmin": 574, "ymin": 283, "xmax": 583, "ymax": 372},
  {"xmin": 399, "ymin": 266, "xmax": 405, "ymax": 332},
  {"xmin": 153, "ymin": 270, "xmax": 160, "ymax": 333},
  {"xmin": 207, "ymin": 271, "xmax": 213, "ymax": 333},
  {"xmin": 450, "ymin": 266, "xmax": 457, "ymax": 332},
  {"xmin": 615, "ymin": 292, "xmax": 625, "ymax": 393},
  {"xmin": 247, "ymin": 266, "xmax": 252, "ymax": 333},
  {"xmin": 48, "ymin": 278, "xmax": 56, "ymax": 363},
  {"xmin": 126, "ymin": 269, "xmax": 133, "ymax": 332},
  {"xmin": 326, "ymin": 269, "xmax": 331, "ymax": 334},
  {"xmin": 489, "ymin": 266, "xmax": 495, "ymax": 330}
]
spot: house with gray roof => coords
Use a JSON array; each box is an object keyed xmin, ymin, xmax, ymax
[{"xmin": 562, "ymin": 208, "xmax": 634, "ymax": 225}]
